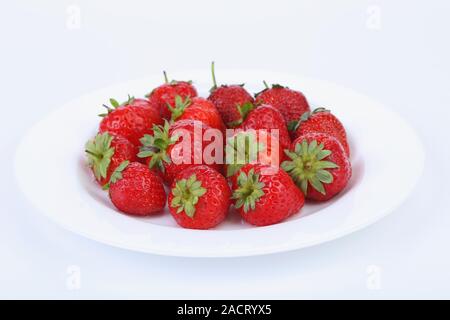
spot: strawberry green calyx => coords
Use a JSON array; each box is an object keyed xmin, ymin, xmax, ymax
[
  {"xmin": 232, "ymin": 169, "xmax": 265, "ymax": 213},
  {"xmin": 170, "ymin": 174, "xmax": 207, "ymax": 218},
  {"xmin": 227, "ymin": 101, "xmax": 255, "ymax": 127},
  {"xmin": 137, "ymin": 121, "xmax": 177, "ymax": 172},
  {"xmin": 255, "ymin": 81, "xmax": 287, "ymax": 97},
  {"xmin": 287, "ymin": 119, "xmax": 299, "ymax": 131},
  {"xmin": 238, "ymin": 101, "xmax": 254, "ymax": 119},
  {"xmin": 281, "ymin": 139, "xmax": 339, "ymax": 195},
  {"xmin": 225, "ymin": 132, "xmax": 265, "ymax": 177},
  {"xmin": 85, "ymin": 132, "xmax": 115, "ymax": 180},
  {"xmin": 262, "ymin": 81, "xmax": 285, "ymax": 90},
  {"xmin": 119, "ymin": 94, "xmax": 135, "ymax": 106},
  {"xmin": 170, "ymin": 79, "xmax": 193, "ymax": 85},
  {"xmin": 162, "ymin": 70, "xmax": 192, "ymax": 86},
  {"xmin": 271, "ymin": 84, "xmax": 286, "ymax": 89},
  {"xmin": 98, "ymin": 95, "xmax": 135, "ymax": 117},
  {"xmin": 167, "ymin": 95, "xmax": 192, "ymax": 122},
  {"xmin": 102, "ymin": 160, "xmax": 129, "ymax": 190},
  {"xmin": 287, "ymin": 107, "xmax": 330, "ymax": 131}
]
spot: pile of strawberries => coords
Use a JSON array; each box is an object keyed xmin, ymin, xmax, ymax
[{"xmin": 85, "ymin": 63, "xmax": 352, "ymax": 229}]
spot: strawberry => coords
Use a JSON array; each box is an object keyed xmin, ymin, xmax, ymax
[
  {"xmin": 168, "ymin": 165, "xmax": 231, "ymax": 229},
  {"xmin": 168, "ymin": 96, "xmax": 226, "ymax": 133},
  {"xmin": 138, "ymin": 120, "xmax": 223, "ymax": 184},
  {"xmin": 106, "ymin": 161, "xmax": 166, "ymax": 216},
  {"xmin": 255, "ymin": 82, "xmax": 310, "ymax": 127},
  {"xmin": 85, "ymin": 132, "xmax": 138, "ymax": 187},
  {"xmin": 290, "ymin": 108, "xmax": 350, "ymax": 157},
  {"xmin": 207, "ymin": 62, "xmax": 255, "ymax": 127},
  {"xmin": 239, "ymin": 104, "xmax": 291, "ymax": 151},
  {"xmin": 231, "ymin": 164, "xmax": 305, "ymax": 226},
  {"xmin": 147, "ymin": 71, "xmax": 198, "ymax": 119},
  {"xmin": 99, "ymin": 95, "xmax": 163, "ymax": 146},
  {"xmin": 225, "ymin": 129, "xmax": 285, "ymax": 177},
  {"xmin": 281, "ymin": 132, "xmax": 351, "ymax": 201}
]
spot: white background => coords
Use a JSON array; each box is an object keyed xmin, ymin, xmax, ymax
[{"xmin": 1, "ymin": 0, "xmax": 449, "ymax": 299}]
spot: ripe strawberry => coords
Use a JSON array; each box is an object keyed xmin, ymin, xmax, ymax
[
  {"xmin": 168, "ymin": 96, "xmax": 226, "ymax": 133},
  {"xmin": 147, "ymin": 71, "xmax": 198, "ymax": 119},
  {"xmin": 281, "ymin": 132, "xmax": 351, "ymax": 201},
  {"xmin": 207, "ymin": 62, "xmax": 255, "ymax": 127},
  {"xmin": 106, "ymin": 161, "xmax": 167, "ymax": 216},
  {"xmin": 99, "ymin": 95, "xmax": 163, "ymax": 146},
  {"xmin": 85, "ymin": 132, "xmax": 138, "ymax": 187},
  {"xmin": 255, "ymin": 82, "xmax": 310, "ymax": 127},
  {"xmin": 225, "ymin": 129, "xmax": 285, "ymax": 177},
  {"xmin": 231, "ymin": 164, "xmax": 305, "ymax": 226},
  {"xmin": 290, "ymin": 108, "xmax": 350, "ymax": 157},
  {"xmin": 138, "ymin": 120, "xmax": 223, "ymax": 184},
  {"xmin": 168, "ymin": 165, "xmax": 231, "ymax": 229},
  {"xmin": 238, "ymin": 104, "xmax": 291, "ymax": 151}
]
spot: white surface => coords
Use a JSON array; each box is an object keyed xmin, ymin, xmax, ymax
[
  {"xmin": 1, "ymin": 0, "xmax": 449, "ymax": 298},
  {"xmin": 14, "ymin": 71, "xmax": 424, "ymax": 257}
]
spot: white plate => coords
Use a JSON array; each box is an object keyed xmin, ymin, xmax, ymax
[{"xmin": 14, "ymin": 70, "xmax": 425, "ymax": 257}]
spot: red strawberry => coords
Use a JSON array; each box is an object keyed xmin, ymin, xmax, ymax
[
  {"xmin": 138, "ymin": 120, "xmax": 223, "ymax": 184},
  {"xmin": 85, "ymin": 132, "xmax": 138, "ymax": 187},
  {"xmin": 107, "ymin": 161, "xmax": 166, "ymax": 216},
  {"xmin": 168, "ymin": 165, "xmax": 231, "ymax": 229},
  {"xmin": 290, "ymin": 108, "xmax": 350, "ymax": 157},
  {"xmin": 99, "ymin": 95, "xmax": 163, "ymax": 146},
  {"xmin": 231, "ymin": 164, "xmax": 305, "ymax": 226},
  {"xmin": 147, "ymin": 71, "xmax": 198, "ymax": 119},
  {"xmin": 281, "ymin": 132, "xmax": 351, "ymax": 201},
  {"xmin": 207, "ymin": 62, "xmax": 255, "ymax": 127},
  {"xmin": 225, "ymin": 129, "xmax": 285, "ymax": 177},
  {"xmin": 239, "ymin": 104, "xmax": 291, "ymax": 151},
  {"xmin": 168, "ymin": 96, "xmax": 226, "ymax": 133},
  {"xmin": 255, "ymin": 82, "xmax": 310, "ymax": 127}
]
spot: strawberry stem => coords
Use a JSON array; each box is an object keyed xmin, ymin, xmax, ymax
[
  {"xmin": 263, "ymin": 80, "xmax": 269, "ymax": 89},
  {"xmin": 211, "ymin": 61, "xmax": 218, "ymax": 91},
  {"xmin": 163, "ymin": 71, "xmax": 169, "ymax": 84}
]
